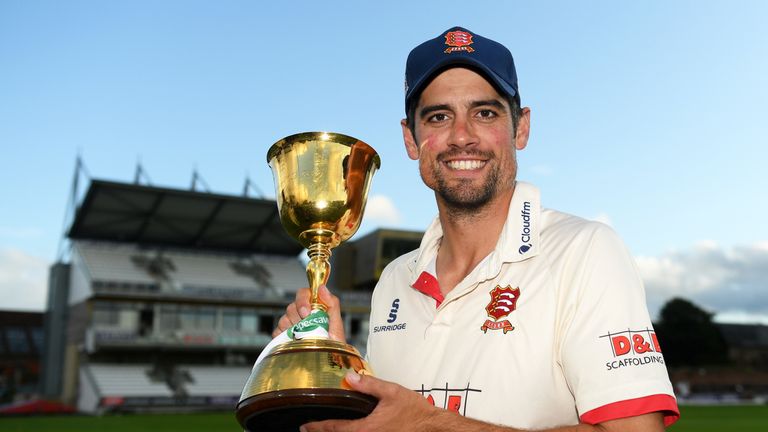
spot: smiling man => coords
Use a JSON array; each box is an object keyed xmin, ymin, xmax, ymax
[{"xmin": 277, "ymin": 26, "xmax": 680, "ymax": 431}]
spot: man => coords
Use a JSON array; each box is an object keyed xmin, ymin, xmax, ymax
[{"xmin": 276, "ymin": 26, "xmax": 680, "ymax": 431}]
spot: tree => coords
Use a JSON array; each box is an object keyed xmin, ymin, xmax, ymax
[{"xmin": 654, "ymin": 297, "xmax": 729, "ymax": 368}]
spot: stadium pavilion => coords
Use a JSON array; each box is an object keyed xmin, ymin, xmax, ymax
[{"xmin": 40, "ymin": 163, "xmax": 421, "ymax": 414}]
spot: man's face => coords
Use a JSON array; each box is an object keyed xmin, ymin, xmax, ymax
[{"xmin": 402, "ymin": 67, "xmax": 529, "ymax": 212}]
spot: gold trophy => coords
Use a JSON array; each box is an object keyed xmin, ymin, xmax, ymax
[{"xmin": 236, "ymin": 132, "xmax": 381, "ymax": 431}]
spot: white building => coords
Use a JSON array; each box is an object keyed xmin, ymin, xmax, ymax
[{"xmin": 42, "ymin": 179, "xmax": 373, "ymax": 413}]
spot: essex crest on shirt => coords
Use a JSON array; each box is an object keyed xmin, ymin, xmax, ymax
[{"xmin": 481, "ymin": 285, "xmax": 520, "ymax": 334}]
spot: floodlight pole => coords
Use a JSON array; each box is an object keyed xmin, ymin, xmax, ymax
[
  {"xmin": 56, "ymin": 155, "xmax": 90, "ymax": 262},
  {"xmin": 242, "ymin": 176, "xmax": 265, "ymax": 198}
]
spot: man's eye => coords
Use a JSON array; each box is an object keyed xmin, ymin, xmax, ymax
[
  {"xmin": 477, "ymin": 109, "xmax": 497, "ymax": 119},
  {"xmin": 427, "ymin": 113, "xmax": 449, "ymax": 122}
]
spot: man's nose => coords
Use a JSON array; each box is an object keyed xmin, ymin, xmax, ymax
[{"xmin": 449, "ymin": 116, "xmax": 478, "ymax": 148}]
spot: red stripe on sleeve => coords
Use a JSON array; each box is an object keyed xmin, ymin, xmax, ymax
[{"xmin": 580, "ymin": 394, "xmax": 679, "ymax": 427}]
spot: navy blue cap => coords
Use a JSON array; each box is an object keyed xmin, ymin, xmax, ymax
[{"xmin": 404, "ymin": 26, "xmax": 519, "ymax": 114}]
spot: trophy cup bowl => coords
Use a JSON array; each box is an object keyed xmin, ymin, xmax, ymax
[{"xmin": 236, "ymin": 132, "xmax": 381, "ymax": 431}]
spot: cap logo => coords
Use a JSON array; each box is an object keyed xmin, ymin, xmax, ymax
[{"xmin": 444, "ymin": 30, "xmax": 475, "ymax": 54}]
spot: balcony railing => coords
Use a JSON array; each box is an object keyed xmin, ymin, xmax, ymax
[
  {"xmin": 91, "ymin": 280, "xmax": 373, "ymax": 307},
  {"xmin": 86, "ymin": 327, "xmax": 273, "ymax": 351}
]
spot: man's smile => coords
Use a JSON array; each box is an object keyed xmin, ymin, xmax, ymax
[{"xmin": 445, "ymin": 159, "xmax": 487, "ymax": 170}]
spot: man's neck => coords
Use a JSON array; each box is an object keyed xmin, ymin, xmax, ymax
[{"xmin": 434, "ymin": 186, "xmax": 515, "ymax": 296}]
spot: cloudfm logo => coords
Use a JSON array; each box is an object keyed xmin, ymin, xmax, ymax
[{"xmin": 519, "ymin": 201, "xmax": 533, "ymax": 254}]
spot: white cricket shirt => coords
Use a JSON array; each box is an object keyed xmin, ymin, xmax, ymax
[{"xmin": 366, "ymin": 182, "xmax": 679, "ymax": 429}]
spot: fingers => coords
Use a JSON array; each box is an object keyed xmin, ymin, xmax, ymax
[
  {"xmin": 285, "ymin": 302, "xmax": 305, "ymax": 324},
  {"xmin": 318, "ymin": 284, "xmax": 338, "ymax": 308},
  {"xmin": 294, "ymin": 287, "xmax": 312, "ymax": 312},
  {"xmin": 271, "ymin": 286, "xmax": 347, "ymax": 342},
  {"xmin": 272, "ymin": 288, "xmax": 311, "ymax": 338},
  {"xmin": 343, "ymin": 371, "xmax": 395, "ymax": 400},
  {"xmin": 301, "ymin": 373, "xmax": 433, "ymax": 432},
  {"xmin": 300, "ymin": 419, "xmax": 356, "ymax": 432},
  {"xmin": 318, "ymin": 285, "xmax": 345, "ymax": 342}
]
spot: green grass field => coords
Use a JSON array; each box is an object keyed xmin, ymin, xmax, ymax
[{"xmin": 0, "ymin": 405, "xmax": 766, "ymax": 431}]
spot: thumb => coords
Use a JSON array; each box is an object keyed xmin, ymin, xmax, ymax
[
  {"xmin": 318, "ymin": 285, "xmax": 345, "ymax": 342},
  {"xmin": 344, "ymin": 371, "xmax": 392, "ymax": 399}
]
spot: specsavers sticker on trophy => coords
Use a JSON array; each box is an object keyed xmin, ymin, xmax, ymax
[{"xmin": 251, "ymin": 310, "xmax": 331, "ymax": 371}]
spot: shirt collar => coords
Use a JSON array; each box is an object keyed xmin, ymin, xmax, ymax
[{"xmin": 407, "ymin": 181, "xmax": 542, "ymax": 285}]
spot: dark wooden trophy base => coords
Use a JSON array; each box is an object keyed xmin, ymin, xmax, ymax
[{"xmin": 236, "ymin": 388, "xmax": 377, "ymax": 432}]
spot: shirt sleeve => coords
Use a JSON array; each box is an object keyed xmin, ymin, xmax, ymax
[{"xmin": 556, "ymin": 224, "xmax": 679, "ymax": 427}]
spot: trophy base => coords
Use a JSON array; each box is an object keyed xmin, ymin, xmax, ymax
[
  {"xmin": 236, "ymin": 388, "xmax": 377, "ymax": 432},
  {"xmin": 235, "ymin": 339, "xmax": 378, "ymax": 431}
]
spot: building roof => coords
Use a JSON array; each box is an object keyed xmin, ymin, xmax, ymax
[
  {"xmin": 68, "ymin": 180, "xmax": 302, "ymax": 255},
  {"xmin": 717, "ymin": 323, "xmax": 768, "ymax": 349}
]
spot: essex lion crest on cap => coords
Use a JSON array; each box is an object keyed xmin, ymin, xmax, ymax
[
  {"xmin": 444, "ymin": 30, "xmax": 475, "ymax": 53},
  {"xmin": 481, "ymin": 285, "xmax": 519, "ymax": 334}
]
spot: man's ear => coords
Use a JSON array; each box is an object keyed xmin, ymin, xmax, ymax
[
  {"xmin": 515, "ymin": 107, "xmax": 531, "ymax": 151},
  {"xmin": 401, "ymin": 119, "xmax": 420, "ymax": 160}
]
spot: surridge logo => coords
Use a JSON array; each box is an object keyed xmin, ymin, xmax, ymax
[
  {"xmin": 519, "ymin": 201, "xmax": 532, "ymax": 254},
  {"xmin": 374, "ymin": 298, "xmax": 406, "ymax": 333},
  {"xmin": 387, "ymin": 298, "xmax": 400, "ymax": 323}
]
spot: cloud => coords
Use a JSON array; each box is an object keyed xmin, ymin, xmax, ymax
[
  {"xmin": 365, "ymin": 195, "xmax": 401, "ymax": 226},
  {"xmin": 635, "ymin": 242, "xmax": 768, "ymax": 323},
  {"xmin": 714, "ymin": 310, "xmax": 768, "ymax": 325},
  {"xmin": 0, "ymin": 248, "xmax": 50, "ymax": 311}
]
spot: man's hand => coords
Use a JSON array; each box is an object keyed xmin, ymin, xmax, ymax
[
  {"xmin": 298, "ymin": 372, "xmax": 667, "ymax": 432},
  {"xmin": 272, "ymin": 285, "xmax": 346, "ymax": 342},
  {"xmin": 299, "ymin": 371, "xmax": 443, "ymax": 432}
]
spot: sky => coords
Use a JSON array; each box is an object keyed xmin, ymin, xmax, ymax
[{"xmin": 1, "ymin": 1, "xmax": 767, "ymax": 323}]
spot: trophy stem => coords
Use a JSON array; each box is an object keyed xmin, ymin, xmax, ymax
[{"xmin": 306, "ymin": 242, "xmax": 331, "ymax": 311}]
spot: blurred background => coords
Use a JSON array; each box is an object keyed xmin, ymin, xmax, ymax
[{"xmin": 1, "ymin": 0, "xmax": 767, "ymax": 429}]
